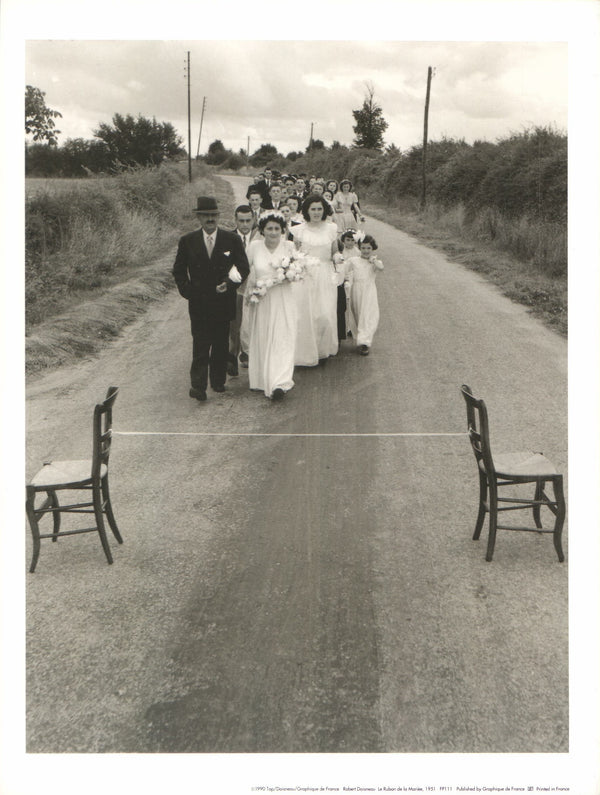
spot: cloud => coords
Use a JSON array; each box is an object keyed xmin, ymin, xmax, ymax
[{"xmin": 25, "ymin": 40, "xmax": 567, "ymax": 154}]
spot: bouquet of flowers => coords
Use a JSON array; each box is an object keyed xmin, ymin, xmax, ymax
[{"xmin": 247, "ymin": 252, "xmax": 316, "ymax": 304}]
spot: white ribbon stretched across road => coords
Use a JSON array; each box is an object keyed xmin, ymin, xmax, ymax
[{"xmin": 114, "ymin": 430, "xmax": 466, "ymax": 438}]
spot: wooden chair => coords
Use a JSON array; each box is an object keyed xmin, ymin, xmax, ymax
[
  {"xmin": 26, "ymin": 386, "xmax": 122, "ymax": 572},
  {"xmin": 460, "ymin": 384, "xmax": 565, "ymax": 562}
]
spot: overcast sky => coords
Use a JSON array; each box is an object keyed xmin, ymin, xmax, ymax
[{"xmin": 25, "ymin": 40, "xmax": 567, "ymax": 156}]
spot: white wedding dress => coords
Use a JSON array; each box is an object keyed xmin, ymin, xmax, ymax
[
  {"xmin": 292, "ymin": 222, "xmax": 339, "ymax": 364},
  {"xmin": 345, "ymin": 255, "xmax": 383, "ymax": 347},
  {"xmin": 246, "ymin": 238, "xmax": 298, "ymax": 397}
]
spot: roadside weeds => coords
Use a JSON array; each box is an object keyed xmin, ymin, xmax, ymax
[
  {"xmin": 26, "ymin": 175, "xmax": 236, "ymax": 376},
  {"xmin": 365, "ymin": 203, "xmax": 567, "ymax": 337}
]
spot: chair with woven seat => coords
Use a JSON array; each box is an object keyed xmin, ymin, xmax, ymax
[
  {"xmin": 26, "ymin": 386, "xmax": 122, "ymax": 572},
  {"xmin": 460, "ymin": 384, "xmax": 565, "ymax": 562}
]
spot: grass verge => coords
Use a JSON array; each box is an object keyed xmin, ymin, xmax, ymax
[
  {"xmin": 26, "ymin": 168, "xmax": 236, "ymax": 375},
  {"xmin": 364, "ymin": 201, "xmax": 567, "ymax": 337}
]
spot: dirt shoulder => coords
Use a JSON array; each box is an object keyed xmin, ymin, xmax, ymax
[
  {"xmin": 26, "ymin": 175, "xmax": 236, "ymax": 377},
  {"xmin": 364, "ymin": 203, "xmax": 567, "ymax": 337}
]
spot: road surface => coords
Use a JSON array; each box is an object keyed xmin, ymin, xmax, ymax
[{"xmin": 25, "ymin": 174, "xmax": 568, "ymax": 755}]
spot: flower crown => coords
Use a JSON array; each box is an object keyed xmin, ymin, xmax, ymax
[
  {"xmin": 259, "ymin": 209, "xmax": 286, "ymax": 224},
  {"xmin": 343, "ymin": 228, "xmax": 365, "ymax": 244}
]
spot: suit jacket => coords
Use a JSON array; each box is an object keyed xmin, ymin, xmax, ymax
[
  {"xmin": 233, "ymin": 228, "xmax": 258, "ymax": 295},
  {"xmin": 234, "ymin": 227, "xmax": 259, "ymax": 248},
  {"xmin": 172, "ymin": 227, "xmax": 250, "ymax": 330},
  {"xmin": 247, "ymin": 179, "xmax": 271, "ymax": 203}
]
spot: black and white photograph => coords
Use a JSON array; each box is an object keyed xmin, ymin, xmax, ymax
[{"xmin": 1, "ymin": 1, "xmax": 599, "ymax": 794}]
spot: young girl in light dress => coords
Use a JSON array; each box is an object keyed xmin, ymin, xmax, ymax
[
  {"xmin": 344, "ymin": 234, "xmax": 384, "ymax": 356},
  {"xmin": 336, "ymin": 229, "xmax": 361, "ymax": 341}
]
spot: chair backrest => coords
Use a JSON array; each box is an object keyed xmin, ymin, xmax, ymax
[
  {"xmin": 460, "ymin": 384, "xmax": 495, "ymax": 476},
  {"xmin": 92, "ymin": 386, "xmax": 119, "ymax": 479}
]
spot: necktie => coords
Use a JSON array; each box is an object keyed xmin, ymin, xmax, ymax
[
  {"xmin": 243, "ymin": 234, "xmax": 247, "ymax": 249},
  {"xmin": 206, "ymin": 235, "xmax": 214, "ymax": 257}
]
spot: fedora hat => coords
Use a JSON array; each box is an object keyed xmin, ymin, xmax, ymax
[{"xmin": 194, "ymin": 196, "xmax": 219, "ymax": 213}]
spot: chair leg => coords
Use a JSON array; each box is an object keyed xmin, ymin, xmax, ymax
[
  {"xmin": 26, "ymin": 487, "xmax": 41, "ymax": 574},
  {"xmin": 533, "ymin": 480, "xmax": 544, "ymax": 529},
  {"xmin": 485, "ymin": 483, "xmax": 498, "ymax": 562},
  {"xmin": 552, "ymin": 476, "xmax": 566, "ymax": 563},
  {"xmin": 49, "ymin": 490, "xmax": 61, "ymax": 540},
  {"xmin": 473, "ymin": 471, "xmax": 488, "ymax": 540},
  {"xmin": 101, "ymin": 476, "xmax": 123, "ymax": 544},
  {"xmin": 92, "ymin": 482, "xmax": 113, "ymax": 565}
]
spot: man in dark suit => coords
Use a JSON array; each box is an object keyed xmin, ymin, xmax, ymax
[
  {"xmin": 228, "ymin": 204, "xmax": 258, "ymax": 375},
  {"xmin": 247, "ymin": 189, "xmax": 264, "ymax": 228},
  {"xmin": 173, "ymin": 196, "xmax": 249, "ymax": 401},
  {"xmin": 263, "ymin": 182, "xmax": 284, "ymax": 211},
  {"xmin": 247, "ymin": 166, "xmax": 273, "ymax": 204}
]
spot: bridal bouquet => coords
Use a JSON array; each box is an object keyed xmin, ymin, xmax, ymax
[{"xmin": 247, "ymin": 252, "xmax": 317, "ymax": 304}]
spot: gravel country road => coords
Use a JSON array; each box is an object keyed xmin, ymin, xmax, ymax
[{"xmin": 25, "ymin": 175, "xmax": 567, "ymax": 756}]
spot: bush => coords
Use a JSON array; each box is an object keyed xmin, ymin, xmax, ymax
[
  {"xmin": 25, "ymin": 161, "xmax": 213, "ymax": 326},
  {"xmin": 222, "ymin": 152, "xmax": 246, "ymax": 170}
]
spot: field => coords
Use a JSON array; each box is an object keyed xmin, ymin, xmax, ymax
[
  {"xmin": 25, "ymin": 164, "xmax": 235, "ymax": 373},
  {"xmin": 25, "ymin": 176, "xmax": 113, "ymax": 197}
]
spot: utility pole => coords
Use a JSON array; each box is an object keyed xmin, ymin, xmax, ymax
[
  {"xmin": 186, "ymin": 51, "xmax": 192, "ymax": 183},
  {"xmin": 196, "ymin": 96, "xmax": 206, "ymax": 158},
  {"xmin": 309, "ymin": 122, "xmax": 314, "ymax": 151},
  {"xmin": 421, "ymin": 66, "xmax": 433, "ymax": 209}
]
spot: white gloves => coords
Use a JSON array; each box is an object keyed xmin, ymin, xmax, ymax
[{"xmin": 228, "ymin": 265, "xmax": 243, "ymax": 283}]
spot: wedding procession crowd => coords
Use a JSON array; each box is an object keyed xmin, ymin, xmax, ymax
[{"xmin": 172, "ymin": 168, "xmax": 384, "ymax": 402}]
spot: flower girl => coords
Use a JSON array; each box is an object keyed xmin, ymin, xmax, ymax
[
  {"xmin": 336, "ymin": 229, "xmax": 361, "ymax": 340},
  {"xmin": 344, "ymin": 234, "xmax": 384, "ymax": 356}
]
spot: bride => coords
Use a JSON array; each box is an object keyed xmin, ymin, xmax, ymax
[{"xmin": 245, "ymin": 210, "xmax": 298, "ymax": 400}]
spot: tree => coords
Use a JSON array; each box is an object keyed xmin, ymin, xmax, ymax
[
  {"xmin": 352, "ymin": 82, "xmax": 388, "ymax": 151},
  {"xmin": 25, "ymin": 85, "xmax": 62, "ymax": 145},
  {"xmin": 61, "ymin": 138, "xmax": 112, "ymax": 175},
  {"xmin": 205, "ymin": 139, "xmax": 230, "ymax": 165},
  {"xmin": 307, "ymin": 139, "xmax": 325, "ymax": 152},
  {"xmin": 249, "ymin": 143, "xmax": 279, "ymax": 167},
  {"xmin": 93, "ymin": 113, "xmax": 184, "ymax": 166}
]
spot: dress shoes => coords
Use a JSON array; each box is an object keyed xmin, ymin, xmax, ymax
[
  {"xmin": 189, "ymin": 387, "xmax": 207, "ymax": 401},
  {"xmin": 212, "ymin": 384, "xmax": 226, "ymax": 393},
  {"xmin": 271, "ymin": 388, "xmax": 285, "ymax": 401},
  {"xmin": 227, "ymin": 360, "xmax": 239, "ymax": 377},
  {"xmin": 359, "ymin": 345, "xmax": 370, "ymax": 356},
  {"xmin": 239, "ymin": 351, "xmax": 249, "ymax": 368}
]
